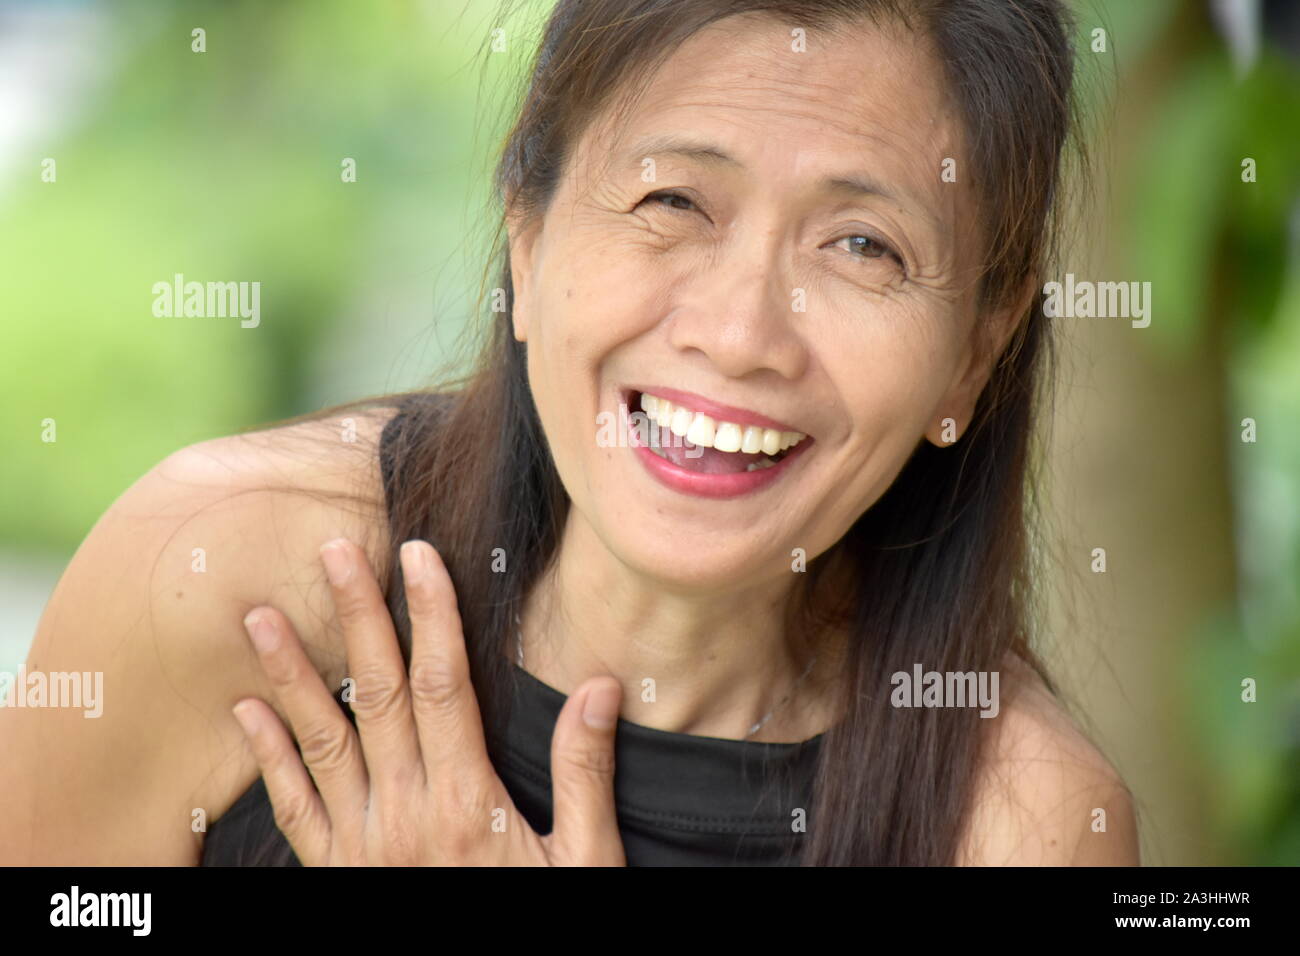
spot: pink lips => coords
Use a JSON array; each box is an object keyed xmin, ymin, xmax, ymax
[{"xmin": 623, "ymin": 401, "xmax": 813, "ymax": 500}]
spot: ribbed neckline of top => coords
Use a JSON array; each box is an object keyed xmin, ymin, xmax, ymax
[{"xmin": 490, "ymin": 662, "xmax": 825, "ymax": 835}]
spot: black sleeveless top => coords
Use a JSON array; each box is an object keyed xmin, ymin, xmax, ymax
[{"xmin": 200, "ymin": 394, "xmax": 823, "ymax": 866}]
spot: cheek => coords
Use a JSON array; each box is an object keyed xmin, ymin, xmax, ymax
[
  {"xmin": 525, "ymin": 251, "xmax": 651, "ymax": 471},
  {"xmin": 828, "ymin": 301, "xmax": 962, "ymax": 432},
  {"xmin": 854, "ymin": 353, "xmax": 947, "ymax": 435},
  {"xmin": 809, "ymin": 308, "xmax": 964, "ymax": 531},
  {"xmin": 538, "ymin": 241, "xmax": 667, "ymax": 375}
]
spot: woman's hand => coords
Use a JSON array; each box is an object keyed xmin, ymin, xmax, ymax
[{"xmin": 230, "ymin": 537, "xmax": 626, "ymax": 866}]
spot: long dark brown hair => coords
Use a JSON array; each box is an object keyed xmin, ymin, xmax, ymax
[{"xmin": 206, "ymin": 0, "xmax": 1086, "ymax": 866}]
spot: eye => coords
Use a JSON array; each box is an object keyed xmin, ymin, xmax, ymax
[
  {"xmin": 831, "ymin": 233, "xmax": 905, "ymax": 272},
  {"xmin": 640, "ymin": 190, "xmax": 700, "ymax": 213}
]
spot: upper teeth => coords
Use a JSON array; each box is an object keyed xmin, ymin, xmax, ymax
[{"xmin": 638, "ymin": 392, "xmax": 806, "ymax": 456}]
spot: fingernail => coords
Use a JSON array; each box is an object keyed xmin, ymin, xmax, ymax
[
  {"xmin": 582, "ymin": 681, "xmax": 620, "ymax": 730},
  {"xmin": 320, "ymin": 539, "xmax": 354, "ymax": 586},
  {"xmin": 232, "ymin": 701, "xmax": 259, "ymax": 736},
  {"xmin": 243, "ymin": 609, "xmax": 277, "ymax": 653},
  {"xmin": 400, "ymin": 540, "xmax": 430, "ymax": 582}
]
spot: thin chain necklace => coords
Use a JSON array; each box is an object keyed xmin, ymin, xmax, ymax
[{"xmin": 513, "ymin": 613, "xmax": 817, "ymax": 741}]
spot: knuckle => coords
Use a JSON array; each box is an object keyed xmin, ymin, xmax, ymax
[
  {"xmin": 351, "ymin": 670, "xmax": 409, "ymax": 721},
  {"xmin": 330, "ymin": 584, "xmax": 373, "ymax": 626},
  {"xmin": 271, "ymin": 793, "xmax": 315, "ymax": 838},
  {"xmin": 402, "ymin": 570, "xmax": 440, "ymax": 617},
  {"xmin": 407, "ymin": 657, "xmax": 465, "ymax": 713},
  {"xmin": 296, "ymin": 719, "xmax": 357, "ymax": 774},
  {"xmin": 557, "ymin": 742, "xmax": 617, "ymax": 777},
  {"xmin": 263, "ymin": 647, "xmax": 311, "ymax": 692},
  {"xmin": 441, "ymin": 831, "xmax": 476, "ymax": 864},
  {"xmin": 434, "ymin": 774, "xmax": 492, "ymax": 829},
  {"xmin": 433, "ymin": 815, "xmax": 480, "ymax": 863}
]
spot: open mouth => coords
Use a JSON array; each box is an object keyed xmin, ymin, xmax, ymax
[{"xmin": 623, "ymin": 388, "xmax": 810, "ymax": 476}]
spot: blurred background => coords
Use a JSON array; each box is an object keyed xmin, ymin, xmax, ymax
[{"xmin": 1, "ymin": 0, "xmax": 1296, "ymax": 864}]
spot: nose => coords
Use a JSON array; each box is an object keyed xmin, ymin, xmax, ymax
[{"xmin": 662, "ymin": 225, "xmax": 809, "ymax": 382}]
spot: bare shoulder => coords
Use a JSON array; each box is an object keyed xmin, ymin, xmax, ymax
[
  {"xmin": 163, "ymin": 403, "xmax": 403, "ymax": 649},
  {"xmin": 156, "ymin": 405, "xmax": 403, "ymax": 648},
  {"xmin": 0, "ymin": 403, "xmax": 401, "ymax": 864},
  {"xmin": 955, "ymin": 652, "xmax": 1140, "ymax": 866}
]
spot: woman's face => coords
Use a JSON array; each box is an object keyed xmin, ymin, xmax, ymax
[{"xmin": 509, "ymin": 12, "xmax": 1018, "ymax": 591}]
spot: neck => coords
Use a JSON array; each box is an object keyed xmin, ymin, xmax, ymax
[{"xmin": 516, "ymin": 509, "xmax": 844, "ymax": 743}]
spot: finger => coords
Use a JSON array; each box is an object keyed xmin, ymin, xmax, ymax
[
  {"xmin": 319, "ymin": 537, "xmax": 423, "ymax": 790},
  {"xmin": 232, "ymin": 697, "xmax": 332, "ymax": 867},
  {"xmin": 546, "ymin": 677, "xmax": 625, "ymax": 866},
  {"xmin": 400, "ymin": 540, "xmax": 495, "ymax": 790},
  {"xmin": 243, "ymin": 606, "xmax": 369, "ymax": 821}
]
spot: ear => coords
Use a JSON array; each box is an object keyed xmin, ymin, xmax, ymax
[
  {"xmin": 923, "ymin": 276, "xmax": 1037, "ymax": 448},
  {"xmin": 505, "ymin": 205, "xmax": 544, "ymax": 344}
]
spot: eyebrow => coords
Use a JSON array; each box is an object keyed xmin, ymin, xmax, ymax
[{"xmin": 623, "ymin": 132, "xmax": 914, "ymax": 212}]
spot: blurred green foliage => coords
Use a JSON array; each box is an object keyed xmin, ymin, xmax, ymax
[
  {"xmin": 1095, "ymin": 0, "xmax": 1300, "ymax": 863},
  {"xmin": 2, "ymin": 0, "xmax": 549, "ymax": 548}
]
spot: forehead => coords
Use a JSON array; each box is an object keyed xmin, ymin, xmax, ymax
[{"xmin": 574, "ymin": 11, "xmax": 964, "ymax": 226}]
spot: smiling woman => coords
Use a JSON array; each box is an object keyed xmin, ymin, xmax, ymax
[{"xmin": 4, "ymin": 0, "xmax": 1139, "ymax": 868}]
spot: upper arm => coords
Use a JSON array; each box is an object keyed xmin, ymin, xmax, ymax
[
  {"xmin": 0, "ymin": 408, "xmax": 397, "ymax": 864},
  {"xmin": 955, "ymin": 657, "xmax": 1140, "ymax": 866}
]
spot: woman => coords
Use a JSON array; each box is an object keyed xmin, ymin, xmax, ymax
[{"xmin": 2, "ymin": 0, "xmax": 1139, "ymax": 866}]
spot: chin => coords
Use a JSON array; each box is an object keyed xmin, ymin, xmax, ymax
[{"xmin": 606, "ymin": 526, "xmax": 788, "ymax": 594}]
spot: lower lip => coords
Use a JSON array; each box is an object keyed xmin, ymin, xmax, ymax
[{"xmin": 627, "ymin": 412, "xmax": 812, "ymax": 500}]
